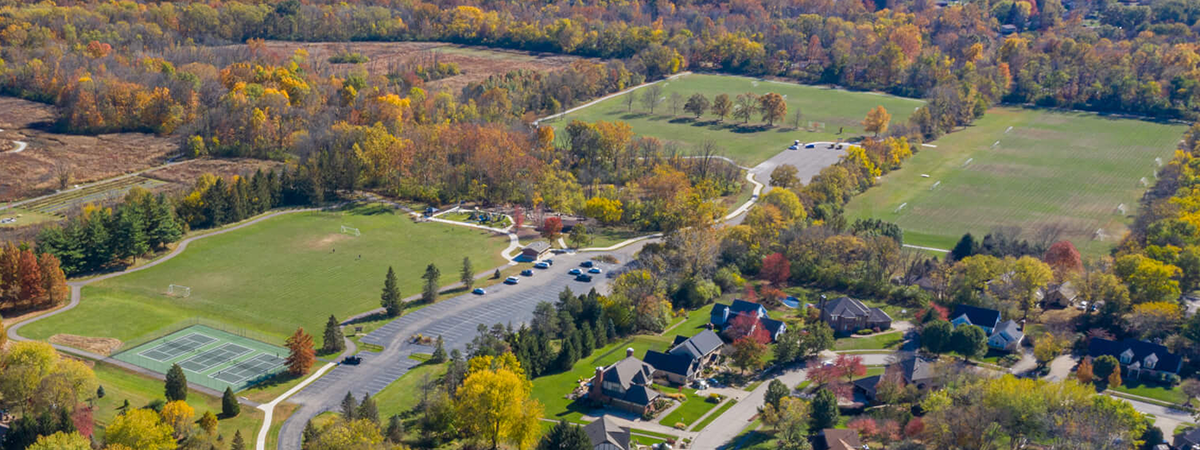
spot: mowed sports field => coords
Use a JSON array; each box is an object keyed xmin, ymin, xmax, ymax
[
  {"xmin": 845, "ymin": 107, "xmax": 1186, "ymax": 256},
  {"xmin": 548, "ymin": 73, "xmax": 925, "ymax": 165},
  {"xmin": 20, "ymin": 203, "xmax": 509, "ymax": 347}
]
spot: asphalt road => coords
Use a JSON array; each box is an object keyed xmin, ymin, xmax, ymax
[{"xmin": 276, "ymin": 244, "xmax": 648, "ymax": 450}]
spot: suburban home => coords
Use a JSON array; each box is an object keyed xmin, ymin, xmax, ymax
[
  {"xmin": 1088, "ymin": 338, "xmax": 1183, "ymax": 381},
  {"xmin": 1174, "ymin": 427, "xmax": 1200, "ymax": 450},
  {"xmin": 1040, "ymin": 282, "xmax": 1078, "ymax": 308},
  {"xmin": 589, "ymin": 349, "xmax": 661, "ymax": 415},
  {"xmin": 950, "ymin": 305, "xmax": 1001, "ymax": 334},
  {"xmin": 584, "ymin": 416, "xmax": 631, "ymax": 450},
  {"xmin": 711, "ymin": 299, "xmax": 787, "ymax": 341},
  {"xmin": 987, "ymin": 320, "xmax": 1025, "ymax": 351},
  {"xmin": 855, "ymin": 356, "xmax": 939, "ymax": 402},
  {"xmin": 818, "ymin": 296, "xmax": 893, "ymax": 333},
  {"xmin": 643, "ymin": 329, "xmax": 724, "ymax": 385},
  {"xmin": 518, "ymin": 241, "xmax": 551, "ymax": 261},
  {"xmin": 815, "ymin": 429, "xmax": 864, "ymax": 450}
]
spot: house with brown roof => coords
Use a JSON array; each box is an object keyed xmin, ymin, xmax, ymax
[
  {"xmin": 1040, "ymin": 281, "xmax": 1078, "ymax": 308},
  {"xmin": 819, "ymin": 296, "xmax": 892, "ymax": 334},
  {"xmin": 815, "ymin": 429, "xmax": 864, "ymax": 450},
  {"xmin": 588, "ymin": 349, "xmax": 661, "ymax": 415}
]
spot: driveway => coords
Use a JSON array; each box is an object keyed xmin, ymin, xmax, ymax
[
  {"xmin": 276, "ymin": 244, "xmax": 648, "ymax": 450},
  {"xmin": 700, "ymin": 365, "xmax": 809, "ymax": 449},
  {"xmin": 1044, "ymin": 354, "xmax": 1077, "ymax": 382}
]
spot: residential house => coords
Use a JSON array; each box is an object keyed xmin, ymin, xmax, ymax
[
  {"xmin": 518, "ymin": 241, "xmax": 551, "ymax": 261},
  {"xmin": 1040, "ymin": 282, "xmax": 1078, "ymax": 308},
  {"xmin": 855, "ymin": 356, "xmax": 939, "ymax": 402},
  {"xmin": 584, "ymin": 416, "xmax": 631, "ymax": 450},
  {"xmin": 819, "ymin": 296, "xmax": 893, "ymax": 333},
  {"xmin": 589, "ymin": 349, "xmax": 661, "ymax": 414},
  {"xmin": 711, "ymin": 299, "xmax": 787, "ymax": 341},
  {"xmin": 643, "ymin": 330, "xmax": 724, "ymax": 385},
  {"xmin": 987, "ymin": 320, "xmax": 1025, "ymax": 352},
  {"xmin": 1173, "ymin": 427, "xmax": 1200, "ymax": 450},
  {"xmin": 950, "ymin": 305, "xmax": 1001, "ymax": 334},
  {"xmin": 815, "ymin": 429, "xmax": 864, "ymax": 450},
  {"xmin": 1088, "ymin": 338, "xmax": 1183, "ymax": 382}
]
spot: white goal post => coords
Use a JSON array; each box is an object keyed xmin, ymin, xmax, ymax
[
  {"xmin": 168, "ymin": 284, "xmax": 191, "ymax": 298},
  {"xmin": 340, "ymin": 225, "xmax": 361, "ymax": 237}
]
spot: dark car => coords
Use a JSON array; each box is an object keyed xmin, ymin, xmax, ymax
[
  {"xmin": 580, "ymin": 261, "xmax": 594, "ymax": 268},
  {"xmin": 568, "ymin": 268, "xmax": 582, "ymax": 275},
  {"xmin": 342, "ymin": 356, "xmax": 362, "ymax": 365},
  {"xmin": 521, "ymin": 269, "xmax": 534, "ymax": 276},
  {"xmin": 588, "ymin": 267, "xmax": 602, "ymax": 274},
  {"xmin": 545, "ymin": 259, "xmax": 554, "ymax": 266},
  {"xmin": 575, "ymin": 274, "xmax": 593, "ymax": 282}
]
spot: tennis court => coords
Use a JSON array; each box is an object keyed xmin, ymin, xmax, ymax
[{"xmin": 113, "ymin": 325, "xmax": 289, "ymax": 391}]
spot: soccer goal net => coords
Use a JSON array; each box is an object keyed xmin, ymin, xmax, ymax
[
  {"xmin": 168, "ymin": 284, "xmax": 191, "ymax": 298},
  {"xmin": 340, "ymin": 225, "xmax": 361, "ymax": 237}
]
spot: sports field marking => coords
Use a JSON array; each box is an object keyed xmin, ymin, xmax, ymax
[
  {"xmin": 138, "ymin": 333, "xmax": 217, "ymax": 362},
  {"xmin": 179, "ymin": 343, "xmax": 252, "ymax": 373},
  {"xmin": 211, "ymin": 353, "xmax": 286, "ymax": 385}
]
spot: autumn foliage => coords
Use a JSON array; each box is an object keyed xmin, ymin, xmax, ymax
[
  {"xmin": 1043, "ymin": 240, "xmax": 1083, "ymax": 276},
  {"xmin": 760, "ymin": 252, "xmax": 791, "ymax": 286},
  {"xmin": 0, "ymin": 242, "xmax": 69, "ymax": 312},
  {"xmin": 285, "ymin": 327, "xmax": 316, "ymax": 376}
]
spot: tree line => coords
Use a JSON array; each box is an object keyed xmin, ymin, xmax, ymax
[{"xmin": 0, "ymin": 242, "xmax": 68, "ymax": 312}]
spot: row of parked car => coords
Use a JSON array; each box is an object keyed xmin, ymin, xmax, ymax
[{"xmin": 471, "ymin": 259, "xmax": 603, "ymax": 294}]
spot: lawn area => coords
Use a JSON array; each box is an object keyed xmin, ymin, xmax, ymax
[
  {"xmin": 668, "ymin": 304, "xmax": 716, "ymax": 336},
  {"xmin": 845, "ymin": 107, "xmax": 1187, "ymax": 256},
  {"xmin": 586, "ymin": 226, "xmax": 649, "ymax": 249},
  {"xmin": 692, "ymin": 398, "xmax": 738, "ymax": 431},
  {"xmin": 0, "ymin": 207, "xmax": 60, "ymax": 228},
  {"xmin": 658, "ymin": 389, "xmax": 721, "ymax": 429},
  {"xmin": 548, "ymin": 73, "xmax": 925, "ymax": 165},
  {"xmin": 20, "ymin": 203, "xmax": 510, "ymax": 348},
  {"xmin": 1111, "ymin": 380, "xmax": 1191, "ymax": 405},
  {"xmin": 374, "ymin": 360, "xmax": 450, "ymax": 418},
  {"xmin": 532, "ymin": 335, "xmax": 674, "ymax": 423},
  {"xmin": 91, "ymin": 363, "xmax": 263, "ymax": 443},
  {"xmin": 834, "ymin": 331, "xmax": 905, "ymax": 351}
]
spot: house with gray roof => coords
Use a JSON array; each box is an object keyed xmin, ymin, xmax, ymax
[
  {"xmin": 711, "ymin": 299, "xmax": 788, "ymax": 341},
  {"xmin": 584, "ymin": 416, "xmax": 631, "ymax": 450},
  {"xmin": 855, "ymin": 356, "xmax": 940, "ymax": 403},
  {"xmin": 988, "ymin": 320, "xmax": 1024, "ymax": 351},
  {"xmin": 952, "ymin": 305, "xmax": 1024, "ymax": 352},
  {"xmin": 588, "ymin": 349, "xmax": 661, "ymax": 414},
  {"xmin": 644, "ymin": 329, "xmax": 724, "ymax": 384},
  {"xmin": 819, "ymin": 296, "xmax": 893, "ymax": 333}
]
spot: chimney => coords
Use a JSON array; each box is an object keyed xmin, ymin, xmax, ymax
[{"xmin": 626, "ymin": 348, "xmax": 635, "ymax": 358}]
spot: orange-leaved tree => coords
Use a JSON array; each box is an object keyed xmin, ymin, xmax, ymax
[{"xmin": 285, "ymin": 327, "xmax": 315, "ymax": 376}]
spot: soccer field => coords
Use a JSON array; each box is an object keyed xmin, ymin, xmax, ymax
[
  {"xmin": 844, "ymin": 107, "xmax": 1186, "ymax": 256},
  {"xmin": 20, "ymin": 203, "xmax": 510, "ymax": 347},
  {"xmin": 547, "ymin": 73, "xmax": 926, "ymax": 165}
]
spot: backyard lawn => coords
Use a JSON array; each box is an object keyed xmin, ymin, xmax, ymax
[
  {"xmin": 834, "ymin": 331, "xmax": 905, "ymax": 351},
  {"xmin": 20, "ymin": 203, "xmax": 509, "ymax": 348},
  {"xmin": 1111, "ymin": 380, "xmax": 1191, "ymax": 405},
  {"xmin": 658, "ymin": 388, "xmax": 721, "ymax": 429}
]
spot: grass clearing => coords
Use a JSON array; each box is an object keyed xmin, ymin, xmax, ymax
[
  {"xmin": 549, "ymin": 73, "xmax": 924, "ymax": 165},
  {"xmin": 91, "ymin": 363, "xmax": 263, "ymax": 443},
  {"xmin": 834, "ymin": 331, "xmax": 905, "ymax": 351},
  {"xmin": 374, "ymin": 361, "xmax": 450, "ymax": 418},
  {"xmin": 658, "ymin": 388, "xmax": 720, "ymax": 429},
  {"xmin": 21, "ymin": 203, "xmax": 509, "ymax": 348},
  {"xmin": 845, "ymin": 107, "xmax": 1186, "ymax": 256}
]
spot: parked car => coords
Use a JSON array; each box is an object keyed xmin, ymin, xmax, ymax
[
  {"xmin": 472, "ymin": 288, "xmax": 486, "ymax": 295},
  {"xmin": 342, "ymin": 356, "xmax": 362, "ymax": 365},
  {"xmin": 580, "ymin": 260, "xmax": 594, "ymax": 268},
  {"xmin": 588, "ymin": 267, "xmax": 602, "ymax": 274},
  {"xmin": 706, "ymin": 377, "xmax": 723, "ymax": 388},
  {"xmin": 788, "ymin": 144, "xmax": 799, "ymax": 150},
  {"xmin": 1076, "ymin": 301, "xmax": 1088, "ymax": 311},
  {"xmin": 545, "ymin": 259, "xmax": 554, "ymax": 266},
  {"xmin": 805, "ymin": 143, "xmax": 816, "ymax": 149},
  {"xmin": 575, "ymin": 274, "xmax": 593, "ymax": 282},
  {"xmin": 568, "ymin": 268, "xmax": 583, "ymax": 275},
  {"xmin": 504, "ymin": 276, "xmax": 519, "ymax": 285},
  {"xmin": 534, "ymin": 262, "xmax": 550, "ymax": 269}
]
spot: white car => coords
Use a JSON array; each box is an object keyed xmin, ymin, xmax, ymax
[
  {"xmin": 1076, "ymin": 301, "xmax": 1088, "ymax": 311},
  {"xmin": 504, "ymin": 276, "xmax": 519, "ymax": 285}
]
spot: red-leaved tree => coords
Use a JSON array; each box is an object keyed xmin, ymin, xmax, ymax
[
  {"xmin": 72, "ymin": 406, "xmax": 94, "ymax": 438},
  {"xmin": 541, "ymin": 217, "xmax": 563, "ymax": 239},
  {"xmin": 904, "ymin": 416, "xmax": 925, "ymax": 438},
  {"xmin": 848, "ymin": 417, "xmax": 878, "ymax": 437},
  {"xmin": 807, "ymin": 354, "xmax": 867, "ymax": 399},
  {"xmin": 18, "ymin": 249, "xmax": 44, "ymax": 304},
  {"xmin": 1043, "ymin": 240, "xmax": 1083, "ymax": 276},
  {"xmin": 723, "ymin": 314, "xmax": 772, "ymax": 344},
  {"xmin": 761, "ymin": 252, "xmax": 791, "ymax": 286}
]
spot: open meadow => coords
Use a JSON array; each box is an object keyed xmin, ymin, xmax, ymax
[
  {"xmin": 19, "ymin": 203, "xmax": 510, "ymax": 347},
  {"xmin": 547, "ymin": 73, "xmax": 925, "ymax": 165},
  {"xmin": 844, "ymin": 107, "xmax": 1186, "ymax": 255}
]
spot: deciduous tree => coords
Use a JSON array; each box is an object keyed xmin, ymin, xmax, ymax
[
  {"xmin": 733, "ymin": 92, "xmax": 758, "ymax": 123},
  {"xmin": 455, "ymin": 354, "xmax": 543, "ymax": 449},
  {"xmin": 1043, "ymin": 241, "xmax": 1083, "ymax": 277},
  {"xmin": 541, "ymin": 217, "xmax": 563, "ymax": 240},
  {"xmin": 27, "ymin": 431, "xmax": 90, "ymax": 450},
  {"xmin": 684, "ymin": 93, "xmax": 710, "ymax": 118},
  {"xmin": 1092, "ymin": 355, "xmax": 1119, "ymax": 380},
  {"xmin": 1077, "ymin": 358, "xmax": 1094, "ymax": 384},
  {"xmin": 711, "ymin": 94, "xmax": 732, "ymax": 122},
  {"xmin": 285, "ymin": 327, "xmax": 315, "ymax": 376},
  {"xmin": 863, "ymin": 105, "xmax": 891, "ymax": 136},
  {"xmin": 759, "ymin": 92, "xmax": 787, "ymax": 126},
  {"xmin": 761, "ymin": 253, "xmax": 791, "ymax": 286},
  {"xmin": 106, "ymin": 408, "xmax": 175, "ymax": 450},
  {"xmin": 770, "ymin": 165, "xmax": 799, "ymax": 189},
  {"xmin": 161, "ymin": 400, "xmax": 195, "ymax": 438},
  {"xmin": 952, "ymin": 324, "xmax": 988, "ymax": 359},
  {"xmin": 922, "ymin": 320, "xmax": 953, "ymax": 353}
]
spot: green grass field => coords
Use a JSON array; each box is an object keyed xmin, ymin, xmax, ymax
[
  {"xmin": 20, "ymin": 204, "xmax": 509, "ymax": 347},
  {"xmin": 845, "ymin": 107, "xmax": 1186, "ymax": 256},
  {"xmin": 548, "ymin": 73, "xmax": 925, "ymax": 165},
  {"xmin": 658, "ymin": 389, "xmax": 721, "ymax": 430},
  {"xmin": 833, "ymin": 331, "xmax": 905, "ymax": 351},
  {"xmin": 534, "ymin": 335, "xmax": 674, "ymax": 423},
  {"xmin": 375, "ymin": 360, "xmax": 449, "ymax": 418}
]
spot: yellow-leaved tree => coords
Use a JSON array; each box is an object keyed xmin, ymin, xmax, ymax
[
  {"xmin": 456, "ymin": 353, "xmax": 543, "ymax": 449},
  {"xmin": 862, "ymin": 105, "xmax": 891, "ymax": 136},
  {"xmin": 106, "ymin": 408, "xmax": 175, "ymax": 450},
  {"xmin": 27, "ymin": 432, "xmax": 90, "ymax": 450},
  {"xmin": 161, "ymin": 400, "xmax": 196, "ymax": 439}
]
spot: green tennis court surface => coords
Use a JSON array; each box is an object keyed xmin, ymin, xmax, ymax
[{"xmin": 113, "ymin": 325, "xmax": 288, "ymax": 391}]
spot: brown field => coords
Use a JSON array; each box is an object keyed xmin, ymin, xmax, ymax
[
  {"xmin": 49, "ymin": 334, "xmax": 123, "ymax": 356},
  {"xmin": 0, "ymin": 97, "xmax": 178, "ymax": 202},
  {"xmin": 254, "ymin": 41, "xmax": 584, "ymax": 92},
  {"xmin": 144, "ymin": 158, "xmax": 285, "ymax": 185}
]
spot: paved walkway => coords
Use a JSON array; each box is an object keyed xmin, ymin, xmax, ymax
[{"xmin": 533, "ymin": 72, "xmax": 692, "ymax": 126}]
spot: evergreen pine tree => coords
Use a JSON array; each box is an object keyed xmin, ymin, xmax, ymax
[
  {"xmin": 96, "ymin": 385, "xmax": 105, "ymax": 398},
  {"xmin": 460, "ymin": 256, "xmax": 474, "ymax": 290},
  {"xmin": 385, "ymin": 415, "xmax": 405, "ymax": 443},
  {"xmin": 222, "ymin": 386, "xmax": 240, "ymax": 417},
  {"xmin": 579, "ymin": 323, "xmax": 595, "ymax": 357},
  {"xmin": 431, "ymin": 335, "xmax": 447, "ymax": 363},
  {"xmin": 358, "ymin": 392, "xmax": 380, "ymax": 424},
  {"xmin": 950, "ymin": 233, "xmax": 978, "ymax": 261},
  {"xmin": 341, "ymin": 391, "xmax": 358, "ymax": 420},
  {"xmin": 381, "ymin": 266, "xmax": 402, "ymax": 317},
  {"xmin": 165, "ymin": 363, "xmax": 188, "ymax": 402},
  {"xmin": 536, "ymin": 421, "xmax": 591, "ymax": 450},
  {"xmin": 323, "ymin": 314, "xmax": 346, "ymax": 354},
  {"xmin": 811, "ymin": 388, "xmax": 840, "ymax": 430},
  {"xmin": 421, "ymin": 263, "xmax": 441, "ymax": 303},
  {"xmin": 232, "ymin": 430, "xmax": 246, "ymax": 450}
]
